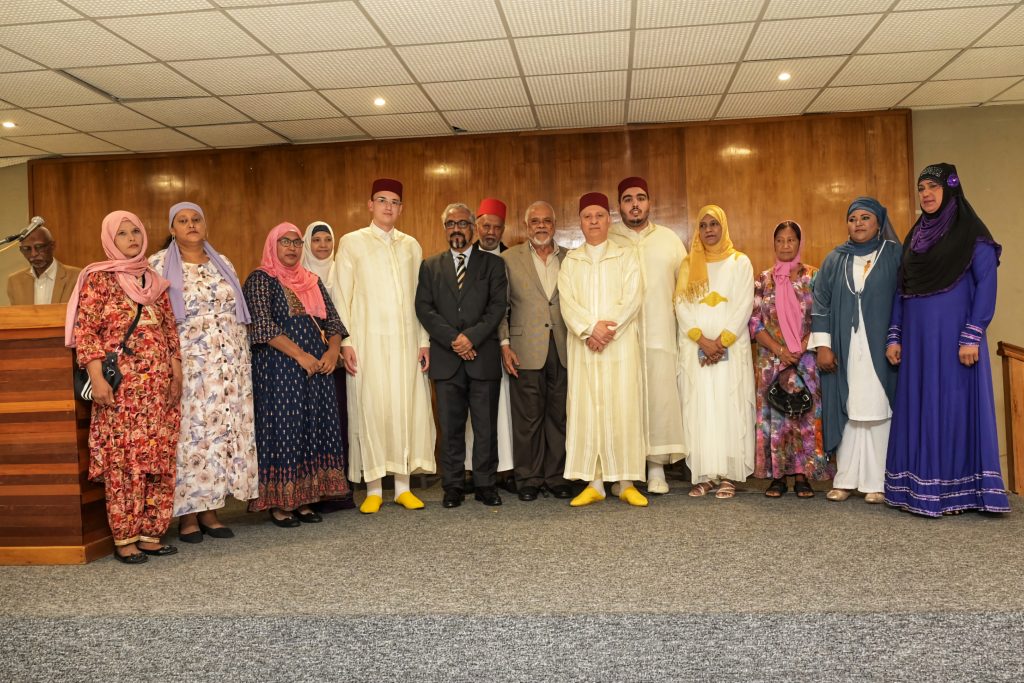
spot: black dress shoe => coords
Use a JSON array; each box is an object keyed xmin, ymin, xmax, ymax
[
  {"xmin": 113, "ymin": 550, "xmax": 148, "ymax": 564},
  {"xmin": 198, "ymin": 522, "xmax": 235, "ymax": 538},
  {"xmin": 312, "ymin": 496, "xmax": 356, "ymax": 513},
  {"xmin": 270, "ymin": 511, "xmax": 301, "ymax": 528},
  {"xmin": 178, "ymin": 523, "xmax": 203, "ymax": 544},
  {"xmin": 295, "ymin": 509, "xmax": 323, "ymax": 524},
  {"xmin": 518, "ymin": 485, "xmax": 539, "ymax": 501},
  {"xmin": 474, "ymin": 487, "xmax": 502, "ymax": 506},
  {"xmin": 549, "ymin": 484, "xmax": 574, "ymax": 499},
  {"xmin": 139, "ymin": 544, "xmax": 178, "ymax": 557},
  {"xmin": 496, "ymin": 477, "xmax": 518, "ymax": 494},
  {"xmin": 442, "ymin": 489, "xmax": 464, "ymax": 508}
]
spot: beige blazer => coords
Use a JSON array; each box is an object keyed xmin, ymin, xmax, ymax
[
  {"xmin": 6, "ymin": 262, "xmax": 81, "ymax": 306},
  {"xmin": 498, "ymin": 243, "xmax": 567, "ymax": 370}
]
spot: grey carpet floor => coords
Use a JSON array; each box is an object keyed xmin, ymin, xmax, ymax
[{"xmin": 2, "ymin": 484, "xmax": 1023, "ymax": 681}]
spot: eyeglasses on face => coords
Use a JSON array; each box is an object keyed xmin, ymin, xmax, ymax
[
  {"xmin": 444, "ymin": 220, "xmax": 471, "ymax": 230},
  {"xmin": 19, "ymin": 242, "xmax": 54, "ymax": 254},
  {"xmin": 277, "ymin": 237, "xmax": 304, "ymax": 248},
  {"xmin": 373, "ymin": 196, "xmax": 402, "ymax": 208}
]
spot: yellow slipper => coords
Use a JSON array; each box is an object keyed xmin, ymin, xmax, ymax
[
  {"xmin": 619, "ymin": 486, "xmax": 649, "ymax": 507},
  {"xmin": 569, "ymin": 487, "xmax": 606, "ymax": 507},
  {"xmin": 359, "ymin": 494, "xmax": 383, "ymax": 514},
  {"xmin": 394, "ymin": 491, "xmax": 425, "ymax": 510}
]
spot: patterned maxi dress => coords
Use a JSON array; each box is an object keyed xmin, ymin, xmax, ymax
[
  {"xmin": 243, "ymin": 270, "xmax": 350, "ymax": 511},
  {"xmin": 749, "ymin": 265, "xmax": 832, "ymax": 480},
  {"xmin": 149, "ymin": 250, "xmax": 259, "ymax": 516}
]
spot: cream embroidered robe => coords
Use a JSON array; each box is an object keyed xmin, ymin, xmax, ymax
[
  {"xmin": 558, "ymin": 240, "xmax": 647, "ymax": 482},
  {"xmin": 331, "ymin": 225, "xmax": 436, "ymax": 482},
  {"xmin": 675, "ymin": 253, "xmax": 755, "ymax": 483},
  {"xmin": 609, "ymin": 222, "xmax": 686, "ymax": 463}
]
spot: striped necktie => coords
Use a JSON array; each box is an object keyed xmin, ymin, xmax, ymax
[{"xmin": 456, "ymin": 253, "xmax": 466, "ymax": 290}]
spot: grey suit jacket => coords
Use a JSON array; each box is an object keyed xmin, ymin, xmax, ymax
[
  {"xmin": 6, "ymin": 261, "xmax": 81, "ymax": 306},
  {"xmin": 499, "ymin": 243, "xmax": 567, "ymax": 371}
]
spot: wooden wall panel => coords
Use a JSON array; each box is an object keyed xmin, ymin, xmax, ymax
[{"xmin": 27, "ymin": 111, "xmax": 913, "ymax": 281}]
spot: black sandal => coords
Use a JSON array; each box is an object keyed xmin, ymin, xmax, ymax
[
  {"xmin": 793, "ymin": 476, "xmax": 815, "ymax": 498},
  {"xmin": 765, "ymin": 478, "xmax": 787, "ymax": 498}
]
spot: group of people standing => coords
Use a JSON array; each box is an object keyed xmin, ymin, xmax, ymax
[{"xmin": 58, "ymin": 163, "xmax": 1009, "ymax": 564}]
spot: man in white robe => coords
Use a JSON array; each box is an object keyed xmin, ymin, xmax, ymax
[
  {"xmin": 608, "ymin": 176, "xmax": 686, "ymax": 494},
  {"xmin": 558, "ymin": 192, "xmax": 648, "ymax": 507},
  {"xmin": 331, "ymin": 178, "xmax": 436, "ymax": 514}
]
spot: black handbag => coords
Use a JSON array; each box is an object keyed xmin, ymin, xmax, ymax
[
  {"xmin": 74, "ymin": 302, "xmax": 144, "ymax": 402},
  {"xmin": 767, "ymin": 365, "xmax": 813, "ymax": 419}
]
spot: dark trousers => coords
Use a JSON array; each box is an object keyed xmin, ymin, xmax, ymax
[
  {"xmin": 436, "ymin": 365, "xmax": 500, "ymax": 491},
  {"xmin": 509, "ymin": 335, "xmax": 569, "ymax": 489}
]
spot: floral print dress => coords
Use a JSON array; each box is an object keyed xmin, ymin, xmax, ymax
[
  {"xmin": 150, "ymin": 250, "xmax": 259, "ymax": 516},
  {"xmin": 749, "ymin": 265, "xmax": 832, "ymax": 480}
]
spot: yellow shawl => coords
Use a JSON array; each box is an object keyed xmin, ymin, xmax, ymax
[{"xmin": 674, "ymin": 204, "xmax": 737, "ymax": 303}]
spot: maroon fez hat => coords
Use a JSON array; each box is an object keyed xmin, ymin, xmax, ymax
[
  {"xmin": 371, "ymin": 178, "xmax": 403, "ymax": 199},
  {"xmin": 578, "ymin": 192, "xmax": 609, "ymax": 213},
  {"xmin": 476, "ymin": 197, "xmax": 507, "ymax": 221},
  {"xmin": 617, "ymin": 176, "xmax": 648, "ymax": 200}
]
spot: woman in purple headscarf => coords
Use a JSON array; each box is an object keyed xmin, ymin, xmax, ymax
[
  {"xmin": 149, "ymin": 202, "xmax": 259, "ymax": 541},
  {"xmin": 884, "ymin": 164, "xmax": 1010, "ymax": 517}
]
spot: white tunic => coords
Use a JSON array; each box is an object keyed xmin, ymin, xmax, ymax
[
  {"xmin": 675, "ymin": 253, "xmax": 755, "ymax": 484},
  {"xmin": 609, "ymin": 222, "xmax": 686, "ymax": 463},
  {"xmin": 331, "ymin": 224, "xmax": 437, "ymax": 482},
  {"xmin": 558, "ymin": 239, "xmax": 647, "ymax": 482}
]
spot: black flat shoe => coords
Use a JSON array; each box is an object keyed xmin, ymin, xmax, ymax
[
  {"xmin": 295, "ymin": 509, "xmax": 323, "ymax": 524},
  {"xmin": 518, "ymin": 485, "xmax": 539, "ymax": 502},
  {"xmin": 270, "ymin": 511, "xmax": 300, "ymax": 528},
  {"xmin": 198, "ymin": 521, "xmax": 235, "ymax": 538},
  {"xmin": 474, "ymin": 487, "xmax": 502, "ymax": 506},
  {"xmin": 442, "ymin": 489, "xmax": 464, "ymax": 508},
  {"xmin": 139, "ymin": 545, "xmax": 178, "ymax": 557},
  {"xmin": 113, "ymin": 550, "xmax": 148, "ymax": 564},
  {"xmin": 178, "ymin": 524, "xmax": 204, "ymax": 544},
  {"xmin": 548, "ymin": 484, "xmax": 573, "ymax": 499}
]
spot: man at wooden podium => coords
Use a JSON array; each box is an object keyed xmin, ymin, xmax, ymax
[{"xmin": 6, "ymin": 225, "xmax": 81, "ymax": 305}]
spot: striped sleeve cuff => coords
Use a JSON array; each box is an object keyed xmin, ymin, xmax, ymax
[
  {"xmin": 959, "ymin": 323, "xmax": 984, "ymax": 347},
  {"xmin": 886, "ymin": 325, "xmax": 901, "ymax": 347}
]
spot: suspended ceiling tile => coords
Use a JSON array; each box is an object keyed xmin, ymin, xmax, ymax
[
  {"xmin": 125, "ymin": 98, "xmax": 249, "ymax": 127},
  {"xmin": 634, "ymin": 24, "xmax": 754, "ymax": 68},
  {"xmin": 636, "ymin": 0, "xmax": 762, "ymax": 28},
  {"xmin": 322, "ymin": 84, "xmax": 434, "ymax": 117},
  {"xmin": 361, "ymin": 0, "xmax": 505, "ymax": 45},
  {"xmin": 216, "ymin": 0, "xmax": 322, "ymax": 5},
  {"xmin": 984, "ymin": 99, "xmax": 1024, "ymax": 107},
  {"xmin": 630, "ymin": 64, "xmax": 733, "ymax": 99},
  {"xmin": 993, "ymin": 79, "xmax": 1024, "ymax": 101},
  {"xmin": 896, "ymin": 0, "xmax": 1014, "ymax": 9},
  {"xmin": 92, "ymin": 128, "xmax": 208, "ymax": 152},
  {"xmin": 516, "ymin": 31, "xmax": 630, "ymax": 75},
  {"xmin": 716, "ymin": 88, "xmax": 819, "ymax": 119},
  {"xmin": 6, "ymin": 132, "xmax": 124, "ymax": 154},
  {"xmin": 0, "ymin": 71, "xmax": 110, "ymax": 107},
  {"xmin": 764, "ymin": 0, "xmax": 892, "ymax": 20},
  {"xmin": 0, "ymin": 155, "xmax": 41, "ymax": 166},
  {"xmin": 223, "ymin": 91, "xmax": 340, "ymax": 122},
  {"xmin": 29, "ymin": 103, "xmax": 158, "ymax": 131},
  {"xmin": 976, "ymin": 6, "xmax": 1024, "ymax": 48},
  {"xmin": 0, "ymin": 46, "xmax": 42, "ymax": 73},
  {"xmin": 423, "ymin": 78, "xmax": 530, "ymax": 110},
  {"xmin": 859, "ymin": 7, "xmax": 1011, "ymax": 54},
  {"xmin": 747, "ymin": 14, "xmax": 882, "ymax": 60},
  {"xmin": 628, "ymin": 95, "xmax": 719, "ymax": 123},
  {"xmin": 177, "ymin": 122, "xmax": 286, "ymax": 147},
  {"xmin": 536, "ymin": 101, "xmax": 624, "ymax": 129},
  {"xmin": 283, "ymin": 49, "xmax": 412, "ymax": 89},
  {"xmin": 67, "ymin": 63, "xmax": 208, "ymax": 99},
  {"xmin": 172, "ymin": 56, "xmax": 308, "ymax": 95},
  {"xmin": 936, "ymin": 46, "xmax": 1024, "ymax": 80},
  {"xmin": 807, "ymin": 82, "xmax": 918, "ymax": 112},
  {"xmin": 502, "ymin": 0, "xmax": 630, "ymax": 36},
  {"xmin": 831, "ymin": 50, "xmax": 958, "ymax": 86},
  {"xmin": 63, "ymin": 0, "xmax": 214, "ymax": 15},
  {"xmin": 399, "ymin": 41, "xmax": 519, "ymax": 82},
  {"xmin": 0, "ymin": 109, "xmax": 75, "ymax": 135},
  {"xmin": 730, "ymin": 56, "xmax": 846, "ymax": 93},
  {"xmin": 900, "ymin": 76, "xmax": 1022, "ymax": 106},
  {"xmin": 263, "ymin": 117, "xmax": 366, "ymax": 141},
  {"xmin": 99, "ymin": 12, "xmax": 268, "ymax": 61},
  {"xmin": 0, "ymin": 1, "xmax": 81, "ymax": 24},
  {"xmin": 228, "ymin": 2, "xmax": 384, "ymax": 53},
  {"xmin": 443, "ymin": 106, "xmax": 536, "ymax": 133},
  {"xmin": 0, "ymin": 138, "xmax": 48, "ymax": 156},
  {"xmin": 0, "ymin": 21, "xmax": 153, "ymax": 68},
  {"xmin": 350, "ymin": 112, "xmax": 452, "ymax": 138},
  {"xmin": 527, "ymin": 71, "xmax": 627, "ymax": 105}
]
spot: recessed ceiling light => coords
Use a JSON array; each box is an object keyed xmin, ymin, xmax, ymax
[
  {"xmin": 373, "ymin": 97, "xmax": 386, "ymax": 107},
  {"xmin": 778, "ymin": 72, "xmax": 792, "ymax": 82},
  {"xmin": 1, "ymin": 121, "xmax": 15, "ymax": 129}
]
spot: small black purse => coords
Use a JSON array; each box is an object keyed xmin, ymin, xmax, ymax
[
  {"xmin": 74, "ymin": 303, "xmax": 144, "ymax": 402},
  {"xmin": 767, "ymin": 365, "xmax": 813, "ymax": 419}
]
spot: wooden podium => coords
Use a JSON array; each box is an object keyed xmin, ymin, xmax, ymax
[
  {"xmin": 0, "ymin": 304, "xmax": 112, "ymax": 564},
  {"xmin": 998, "ymin": 341, "xmax": 1024, "ymax": 495}
]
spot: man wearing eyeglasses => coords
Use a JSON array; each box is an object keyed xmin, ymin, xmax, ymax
[
  {"xmin": 6, "ymin": 225, "xmax": 81, "ymax": 306},
  {"xmin": 415, "ymin": 202, "xmax": 508, "ymax": 509}
]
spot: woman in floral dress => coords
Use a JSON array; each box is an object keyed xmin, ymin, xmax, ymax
[
  {"xmin": 65, "ymin": 210, "xmax": 182, "ymax": 564},
  {"xmin": 150, "ymin": 202, "xmax": 258, "ymax": 542},
  {"xmin": 749, "ymin": 221, "xmax": 831, "ymax": 497}
]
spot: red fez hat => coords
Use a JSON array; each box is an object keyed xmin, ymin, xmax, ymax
[
  {"xmin": 617, "ymin": 176, "xmax": 648, "ymax": 199},
  {"xmin": 578, "ymin": 192, "xmax": 609, "ymax": 214},
  {"xmin": 476, "ymin": 197, "xmax": 507, "ymax": 221},
  {"xmin": 371, "ymin": 178, "xmax": 403, "ymax": 199}
]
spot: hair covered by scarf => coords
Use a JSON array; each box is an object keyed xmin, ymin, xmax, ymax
[
  {"xmin": 772, "ymin": 221, "xmax": 804, "ymax": 354},
  {"xmin": 674, "ymin": 204, "xmax": 737, "ymax": 303},
  {"xmin": 301, "ymin": 220, "xmax": 336, "ymax": 286},
  {"xmin": 259, "ymin": 222, "xmax": 327, "ymax": 319}
]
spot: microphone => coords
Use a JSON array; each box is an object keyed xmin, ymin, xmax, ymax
[{"xmin": 0, "ymin": 216, "xmax": 45, "ymax": 247}]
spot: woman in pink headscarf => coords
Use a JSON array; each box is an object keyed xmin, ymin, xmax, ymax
[
  {"xmin": 65, "ymin": 211, "xmax": 183, "ymax": 564},
  {"xmin": 242, "ymin": 223, "xmax": 350, "ymax": 527},
  {"xmin": 749, "ymin": 221, "xmax": 831, "ymax": 498}
]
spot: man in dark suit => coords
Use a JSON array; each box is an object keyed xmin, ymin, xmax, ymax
[{"xmin": 415, "ymin": 202, "xmax": 509, "ymax": 508}]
